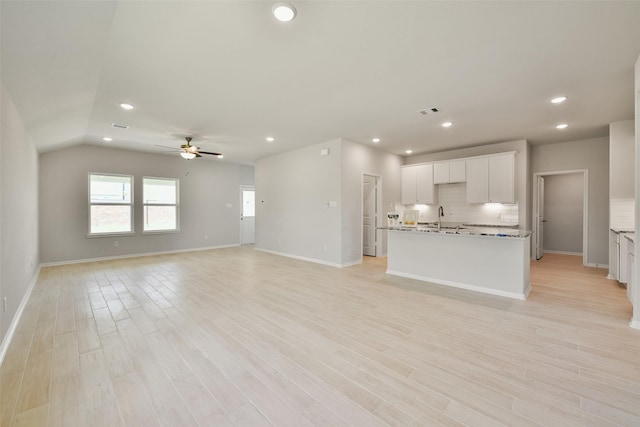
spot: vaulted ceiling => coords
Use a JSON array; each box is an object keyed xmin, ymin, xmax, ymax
[{"xmin": 2, "ymin": 1, "xmax": 640, "ymax": 164}]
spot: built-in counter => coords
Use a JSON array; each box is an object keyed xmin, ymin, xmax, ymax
[{"xmin": 382, "ymin": 226, "xmax": 532, "ymax": 300}]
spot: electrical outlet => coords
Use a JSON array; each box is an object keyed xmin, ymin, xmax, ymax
[
  {"xmin": 3, "ymin": 297, "xmax": 7, "ymax": 312},
  {"xmin": 114, "ymin": 241, "xmax": 119, "ymax": 248},
  {"xmin": 323, "ymin": 244, "xmax": 328, "ymax": 252},
  {"xmin": 204, "ymin": 235, "xmax": 208, "ymax": 240}
]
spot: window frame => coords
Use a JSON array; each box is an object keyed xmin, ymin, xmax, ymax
[
  {"xmin": 87, "ymin": 172, "xmax": 135, "ymax": 238},
  {"xmin": 142, "ymin": 176, "xmax": 180, "ymax": 234}
]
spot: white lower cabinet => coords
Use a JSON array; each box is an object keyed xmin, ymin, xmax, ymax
[
  {"xmin": 628, "ymin": 236, "xmax": 634, "ymax": 302},
  {"xmin": 609, "ymin": 230, "xmax": 620, "ymax": 280}
]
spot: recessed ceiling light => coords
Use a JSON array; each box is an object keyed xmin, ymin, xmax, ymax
[
  {"xmin": 442, "ymin": 121, "xmax": 453, "ymax": 128},
  {"xmin": 102, "ymin": 137, "xmax": 112, "ymax": 142},
  {"xmin": 556, "ymin": 123, "xmax": 569, "ymax": 129},
  {"xmin": 266, "ymin": 136, "xmax": 275, "ymax": 142},
  {"xmin": 372, "ymin": 138, "xmax": 381, "ymax": 143},
  {"xmin": 272, "ymin": 3, "xmax": 296, "ymax": 22},
  {"xmin": 551, "ymin": 96, "xmax": 567, "ymax": 104},
  {"xmin": 405, "ymin": 150, "xmax": 413, "ymax": 154},
  {"xmin": 120, "ymin": 103, "xmax": 135, "ymax": 110}
]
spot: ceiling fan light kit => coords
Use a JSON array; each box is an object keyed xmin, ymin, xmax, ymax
[
  {"xmin": 180, "ymin": 151, "xmax": 197, "ymax": 160},
  {"xmin": 176, "ymin": 136, "xmax": 222, "ymax": 160}
]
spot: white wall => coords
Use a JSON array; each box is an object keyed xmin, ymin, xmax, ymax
[
  {"xmin": 39, "ymin": 144, "xmax": 254, "ymax": 263},
  {"xmin": 340, "ymin": 140, "xmax": 402, "ymax": 263},
  {"xmin": 405, "ymin": 139, "xmax": 530, "ymax": 231},
  {"xmin": 610, "ymin": 120, "xmax": 635, "ymax": 199},
  {"xmin": 255, "ymin": 138, "xmax": 403, "ymax": 266},
  {"xmin": 255, "ymin": 139, "xmax": 343, "ymax": 265},
  {"xmin": 531, "ymin": 137, "xmax": 609, "ymax": 266},
  {"xmin": 543, "ymin": 173, "xmax": 584, "ymax": 254},
  {"xmin": 0, "ymin": 84, "xmax": 40, "ymax": 344}
]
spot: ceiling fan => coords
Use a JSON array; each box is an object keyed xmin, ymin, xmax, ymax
[{"xmin": 159, "ymin": 137, "xmax": 223, "ymax": 160}]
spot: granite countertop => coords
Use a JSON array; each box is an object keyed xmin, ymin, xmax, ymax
[{"xmin": 379, "ymin": 224, "xmax": 532, "ymax": 238}]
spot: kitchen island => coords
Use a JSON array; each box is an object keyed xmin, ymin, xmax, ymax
[{"xmin": 383, "ymin": 226, "xmax": 532, "ymax": 299}]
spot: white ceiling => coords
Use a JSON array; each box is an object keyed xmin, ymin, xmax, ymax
[{"xmin": 2, "ymin": 1, "xmax": 640, "ymax": 165}]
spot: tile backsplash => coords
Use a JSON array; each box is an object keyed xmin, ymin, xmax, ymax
[
  {"xmin": 610, "ymin": 198, "xmax": 635, "ymax": 230},
  {"xmin": 397, "ymin": 183, "xmax": 519, "ymax": 226}
]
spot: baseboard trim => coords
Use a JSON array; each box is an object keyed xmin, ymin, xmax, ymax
[
  {"xmin": 386, "ymin": 269, "xmax": 528, "ymax": 300},
  {"xmin": 543, "ymin": 250, "xmax": 583, "ymax": 256},
  {"xmin": 255, "ymin": 248, "xmax": 357, "ymax": 268},
  {"xmin": 585, "ymin": 263, "xmax": 608, "ymax": 269},
  {"xmin": 0, "ymin": 266, "xmax": 40, "ymax": 367},
  {"xmin": 40, "ymin": 244, "xmax": 241, "ymax": 267}
]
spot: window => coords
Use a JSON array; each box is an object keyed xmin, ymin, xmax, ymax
[
  {"xmin": 89, "ymin": 173, "xmax": 133, "ymax": 235},
  {"xmin": 143, "ymin": 177, "xmax": 179, "ymax": 232}
]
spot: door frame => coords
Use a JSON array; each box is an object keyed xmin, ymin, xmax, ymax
[
  {"xmin": 532, "ymin": 170, "xmax": 589, "ymax": 266},
  {"xmin": 239, "ymin": 184, "xmax": 255, "ymax": 245},
  {"xmin": 361, "ymin": 172, "xmax": 383, "ymax": 259}
]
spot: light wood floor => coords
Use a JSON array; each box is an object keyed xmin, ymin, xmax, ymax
[{"xmin": 1, "ymin": 248, "xmax": 639, "ymax": 426}]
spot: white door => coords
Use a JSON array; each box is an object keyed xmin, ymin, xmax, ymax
[
  {"xmin": 535, "ymin": 176, "xmax": 545, "ymax": 260},
  {"xmin": 363, "ymin": 175, "xmax": 377, "ymax": 256},
  {"xmin": 240, "ymin": 186, "xmax": 255, "ymax": 244}
]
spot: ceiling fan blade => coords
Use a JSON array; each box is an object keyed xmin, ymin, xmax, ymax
[
  {"xmin": 199, "ymin": 150, "xmax": 222, "ymax": 156},
  {"xmin": 195, "ymin": 153, "xmax": 202, "ymax": 158}
]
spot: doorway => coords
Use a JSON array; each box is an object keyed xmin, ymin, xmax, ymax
[
  {"xmin": 240, "ymin": 185, "xmax": 255, "ymax": 245},
  {"xmin": 532, "ymin": 170, "xmax": 588, "ymax": 265},
  {"xmin": 362, "ymin": 174, "xmax": 381, "ymax": 257}
]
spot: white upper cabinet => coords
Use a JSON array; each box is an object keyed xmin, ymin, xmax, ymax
[
  {"xmin": 434, "ymin": 161, "xmax": 466, "ymax": 184},
  {"xmin": 466, "ymin": 157, "xmax": 489, "ymax": 203},
  {"xmin": 401, "ymin": 164, "xmax": 437, "ymax": 204},
  {"xmin": 401, "ymin": 166, "xmax": 418, "ymax": 204},
  {"xmin": 488, "ymin": 153, "xmax": 515, "ymax": 203},
  {"xmin": 433, "ymin": 163, "xmax": 450, "ymax": 184},
  {"xmin": 449, "ymin": 161, "xmax": 466, "ymax": 183},
  {"xmin": 466, "ymin": 153, "xmax": 515, "ymax": 203}
]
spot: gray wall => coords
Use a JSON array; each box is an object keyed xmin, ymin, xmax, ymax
[
  {"xmin": 39, "ymin": 144, "xmax": 254, "ymax": 263},
  {"xmin": 255, "ymin": 138, "xmax": 403, "ymax": 266},
  {"xmin": 543, "ymin": 173, "xmax": 584, "ymax": 254},
  {"xmin": 255, "ymin": 139, "xmax": 343, "ymax": 265},
  {"xmin": 610, "ymin": 120, "xmax": 635, "ymax": 199},
  {"xmin": 1, "ymin": 84, "xmax": 40, "ymax": 343},
  {"xmin": 406, "ymin": 139, "xmax": 530, "ymax": 231},
  {"xmin": 531, "ymin": 137, "xmax": 609, "ymax": 266},
  {"xmin": 341, "ymin": 140, "xmax": 403, "ymax": 262}
]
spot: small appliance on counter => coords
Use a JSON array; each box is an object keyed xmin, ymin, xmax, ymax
[{"xmin": 387, "ymin": 212, "xmax": 400, "ymax": 227}]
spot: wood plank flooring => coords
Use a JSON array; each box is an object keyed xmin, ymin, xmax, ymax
[{"xmin": 1, "ymin": 248, "xmax": 639, "ymax": 426}]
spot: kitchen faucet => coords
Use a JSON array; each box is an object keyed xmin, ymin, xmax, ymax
[{"xmin": 438, "ymin": 205, "xmax": 444, "ymax": 231}]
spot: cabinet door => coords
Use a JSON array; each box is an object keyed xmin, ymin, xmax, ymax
[
  {"xmin": 466, "ymin": 157, "xmax": 489, "ymax": 203},
  {"xmin": 489, "ymin": 153, "xmax": 514, "ymax": 203},
  {"xmin": 401, "ymin": 166, "xmax": 417, "ymax": 204},
  {"xmin": 416, "ymin": 164, "xmax": 436, "ymax": 204},
  {"xmin": 433, "ymin": 163, "xmax": 450, "ymax": 184},
  {"xmin": 449, "ymin": 160, "xmax": 466, "ymax": 183}
]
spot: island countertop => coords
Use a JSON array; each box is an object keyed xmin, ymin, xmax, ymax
[{"xmin": 379, "ymin": 225, "xmax": 532, "ymax": 239}]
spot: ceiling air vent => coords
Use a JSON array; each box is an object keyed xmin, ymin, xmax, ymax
[
  {"xmin": 111, "ymin": 123, "xmax": 129, "ymax": 129},
  {"xmin": 419, "ymin": 107, "xmax": 440, "ymax": 115}
]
